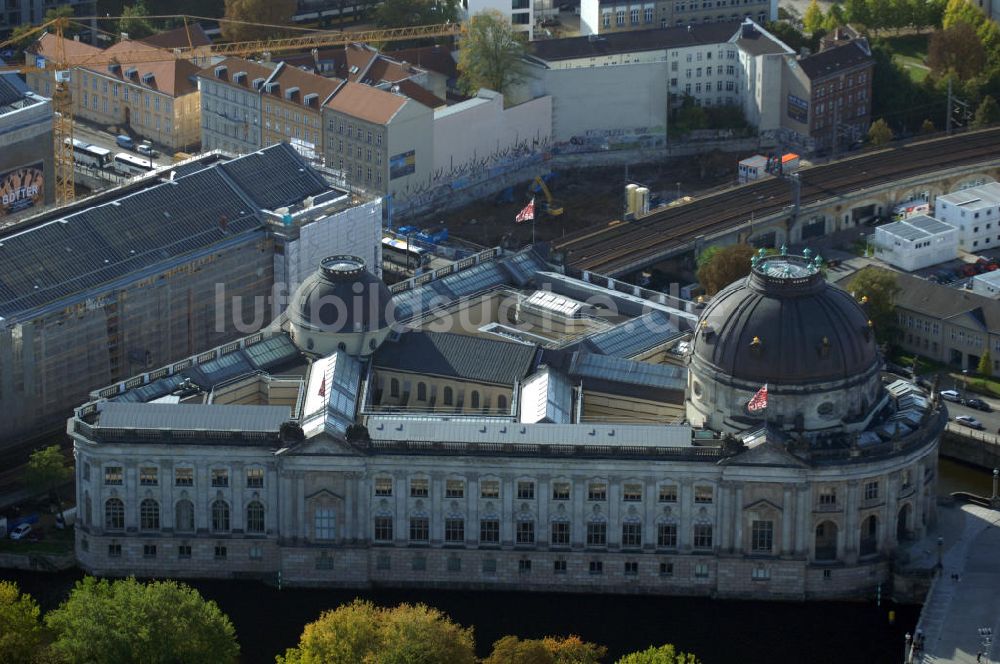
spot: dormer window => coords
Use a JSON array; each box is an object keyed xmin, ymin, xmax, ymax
[
  {"xmin": 124, "ymin": 67, "xmax": 138, "ymax": 79},
  {"xmin": 214, "ymin": 65, "xmax": 227, "ymax": 79},
  {"xmin": 108, "ymin": 63, "xmax": 120, "ymax": 74},
  {"xmin": 233, "ymin": 71, "xmax": 247, "ymax": 84},
  {"xmin": 141, "ymin": 72, "xmax": 153, "ymax": 85},
  {"xmin": 252, "ymin": 77, "xmax": 265, "ymax": 90},
  {"xmin": 284, "ymin": 86, "xmax": 300, "ymax": 100},
  {"xmin": 265, "ymin": 81, "xmax": 279, "ymax": 94},
  {"xmin": 303, "ymin": 92, "xmax": 318, "ymax": 106}
]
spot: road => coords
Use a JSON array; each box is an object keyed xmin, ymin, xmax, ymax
[
  {"xmin": 940, "ymin": 384, "xmax": 1000, "ymax": 435},
  {"xmin": 70, "ymin": 120, "xmax": 166, "ymax": 170}
]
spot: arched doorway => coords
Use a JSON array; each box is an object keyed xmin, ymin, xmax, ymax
[
  {"xmin": 860, "ymin": 515, "xmax": 878, "ymax": 556},
  {"xmin": 815, "ymin": 521, "xmax": 838, "ymax": 561},
  {"xmin": 897, "ymin": 504, "xmax": 912, "ymax": 541},
  {"xmin": 124, "ymin": 106, "xmax": 131, "ymax": 127}
]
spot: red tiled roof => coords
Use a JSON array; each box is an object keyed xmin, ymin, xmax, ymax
[
  {"xmin": 385, "ymin": 45, "xmax": 458, "ymax": 79},
  {"xmin": 139, "ymin": 24, "xmax": 212, "ymax": 50},
  {"xmin": 396, "ymin": 79, "xmax": 446, "ymax": 110},
  {"xmin": 324, "ymin": 81, "xmax": 407, "ymax": 125},
  {"xmin": 264, "ymin": 63, "xmax": 342, "ymax": 108}
]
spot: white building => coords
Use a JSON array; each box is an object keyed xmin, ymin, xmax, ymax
[
  {"xmin": 935, "ymin": 182, "xmax": 1000, "ymax": 253},
  {"xmin": 873, "ymin": 215, "xmax": 958, "ymax": 272},
  {"xmin": 467, "ymin": 0, "xmax": 537, "ymax": 40},
  {"xmin": 971, "ymin": 270, "xmax": 1000, "ymax": 298}
]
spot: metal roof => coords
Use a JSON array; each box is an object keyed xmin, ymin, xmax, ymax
[
  {"xmin": 218, "ymin": 142, "xmax": 329, "ymax": 211},
  {"xmin": 302, "ymin": 350, "xmax": 363, "ymax": 436},
  {"xmin": 373, "ymin": 330, "xmax": 538, "ymax": 385},
  {"xmin": 878, "ymin": 215, "xmax": 954, "ymax": 241},
  {"xmin": 529, "ymin": 21, "xmax": 742, "ymax": 62},
  {"xmin": 580, "ymin": 310, "xmax": 681, "ymax": 357},
  {"xmin": 98, "ymin": 402, "xmax": 291, "ymax": 431},
  {"xmin": 568, "ymin": 353, "xmax": 686, "ymax": 392}
]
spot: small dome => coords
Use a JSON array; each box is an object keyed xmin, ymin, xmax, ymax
[
  {"xmin": 287, "ymin": 256, "xmax": 393, "ymax": 334},
  {"xmin": 692, "ymin": 253, "xmax": 878, "ymax": 385}
]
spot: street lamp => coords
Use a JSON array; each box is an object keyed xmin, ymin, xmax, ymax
[
  {"xmin": 676, "ymin": 181, "xmax": 681, "ymax": 201},
  {"xmin": 992, "ymin": 468, "xmax": 998, "ymax": 503},
  {"xmin": 937, "ymin": 536, "xmax": 944, "ymax": 571},
  {"xmin": 905, "ymin": 632, "xmax": 912, "ymax": 664},
  {"xmin": 963, "ymin": 369, "xmax": 970, "ymax": 403}
]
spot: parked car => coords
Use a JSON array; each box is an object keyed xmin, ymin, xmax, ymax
[
  {"xmin": 940, "ymin": 389, "xmax": 962, "ymax": 402},
  {"xmin": 965, "ymin": 398, "xmax": 993, "ymax": 412},
  {"xmin": 137, "ymin": 141, "xmax": 158, "ymax": 158},
  {"xmin": 116, "ymin": 134, "xmax": 134, "ymax": 150},
  {"xmin": 954, "ymin": 415, "xmax": 985, "ymax": 430},
  {"xmin": 9, "ymin": 523, "xmax": 31, "ymax": 540}
]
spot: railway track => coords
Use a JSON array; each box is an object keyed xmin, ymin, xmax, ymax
[{"xmin": 555, "ymin": 128, "xmax": 1000, "ymax": 275}]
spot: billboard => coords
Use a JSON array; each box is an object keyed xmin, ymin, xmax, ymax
[
  {"xmin": 0, "ymin": 163, "xmax": 44, "ymax": 218},
  {"xmin": 787, "ymin": 94, "xmax": 809, "ymax": 124},
  {"xmin": 389, "ymin": 149, "xmax": 416, "ymax": 180}
]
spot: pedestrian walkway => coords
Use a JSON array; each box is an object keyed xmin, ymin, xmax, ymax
[{"xmin": 906, "ymin": 504, "xmax": 1000, "ymax": 663}]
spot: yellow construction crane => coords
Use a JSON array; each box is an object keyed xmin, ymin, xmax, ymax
[{"xmin": 0, "ymin": 16, "xmax": 461, "ymax": 205}]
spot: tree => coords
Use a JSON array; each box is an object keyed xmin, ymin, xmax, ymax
[
  {"xmin": 0, "ymin": 582, "xmax": 44, "ymax": 664},
  {"xmin": 220, "ymin": 0, "xmax": 296, "ymax": 41},
  {"xmin": 868, "ymin": 118, "xmax": 894, "ymax": 145},
  {"xmin": 118, "ymin": 1, "xmax": 154, "ymax": 40},
  {"xmin": 697, "ymin": 244, "xmax": 755, "ymax": 296},
  {"xmin": 26, "ymin": 444, "xmax": 72, "ymax": 519},
  {"xmin": 376, "ymin": 0, "xmax": 459, "ymax": 28},
  {"xmin": 45, "ymin": 577, "xmax": 239, "ymax": 664},
  {"xmin": 278, "ymin": 600, "xmax": 476, "ymax": 664},
  {"xmin": 927, "ymin": 22, "xmax": 987, "ymax": 80},
  {"xmin": 617, "ymin": 644, "xmax": 701, "ymax": 664},
  {"xmin": 847, "ymin": 267, "xmax": 900, "ymax": 344},
  {"xmin": 973, "ymin": 95, "xmax": 1000, "ymax": 127},
  {"xmin": 457, "ymin": 10, "xmax": 528, "ymax": 98},
  {"xmin": 920, "ymin": 118, "xmax": 936, "ymax": 133},
  {"xmin": 845, "ymin": 0, "xmax": 871, "ymax": 26},
  {"xmin": 978, "ymin": 350, "xmax": 993, "ymax": 376},
  {"xmin": 803, "ymin": 0, "xmax": 825, "ymax": 33},
  {"xmin": 942, "ymin": 0, "xmax": 984, "ymax": 29},
  {"xmin": 485, "ymin": 635, "xmax": 607, "ymax": 664},
  {"xmin": 823, "ymin": 4, "xmax": 847, "ymax": 31}
]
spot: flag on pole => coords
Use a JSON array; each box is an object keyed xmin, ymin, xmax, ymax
[
  {"xmin": 515, "ymin": 198, "xmax": 535, "ymax": 224},
  {"xmin": 747, "ymin": 384, "xmax": 768, "ymax": 412},
  {"xmin": 318, "ymin": 371, "xmax": 326, "ymax": 398}
]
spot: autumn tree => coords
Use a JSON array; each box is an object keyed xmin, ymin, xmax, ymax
[
  {"xmin": 277, "ymin": 600, "xmax": 476, "ymax": 664},
  {"xmin": 45, "ymin": 577, "xmax": 239, "ymax": 664},
  {"xmin": 617, "ymin": 644, "xmax": 702, "ymax": 664},
  {"xmin": 0, "ymin": 582, "xmax": 44, "ymax": 664},
  {"xmin": 484, "ymin": 635, "xmax": 608, "ymax": 664},
  {"xmin": 376, "ymin": 0, "xmax": 460, "ymax": 28},
  {"xmin": 927, "ymin": 22, "xmax": 987, "ymax": 79},
  {"xmin": 978, "ymin": 350, "xmax": 993, "ymax": 376},
  {"xmin": 847, "ymin": 266, "xmax": 900, "ymax": 345},
  {"xmin": 868, "ymin": 118, "xmax": 894, "ymax": 146},
  {"xmin": 697, "ymin": 244, "xmax": 755, "ymax": 296},
  {"xmin": 220, "ymin": 0, "xmax": 296, "ymax": 41},
  {"xmin": 25, "ymin": 444, "xmax": 72, "ymax": 520},
  {"xmin": 973, "ymin": 95, "xmax": 1000, "ymax": 128},
  {"xmin": 457, "ymin": 10, "xmax": 528, "ymax": 98},
  {"xmin": 942, "ymin": 0, "xmax": 983, "ymax": 29},
  {"xmin": 803, "ymin": 0, "xmax": 825, "ymax": 33}
]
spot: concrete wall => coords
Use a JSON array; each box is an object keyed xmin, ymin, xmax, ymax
[
  {"xmin": 386, "ymin": 99, "xmax": 434, "ymax": 199},
  {"xmin": 940, "ymin": 429, "xmax": 1000, "ymax": 470},
  {"xmin": 0, "ymin": 95, "xmax": 54, "ymax": 213}
]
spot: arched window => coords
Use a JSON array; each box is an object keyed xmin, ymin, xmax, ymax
[
  {"xmin": 104, "ymin": 498, "xmax": 124, "ymax": 530},
  {"xmin": 497, "ymin": 394, "xmax": 508, "ymax": 412},
  {"xmin": 471, "ymin": 391, "xmax": 480, "ymax": 409},
  {"xmin": 443, "ymin": 386, "xmax": 453, "ymax": 405},
  {"xmin": 211, "ymin": 500, "xmax": 230, "ymax": 533},
  {"xmin": 390, "ymin": 378, "xmax": 400, "ymax": 398},
  {"xmin": 417, "ymin": 382, "xmax": 427, "ymax": 401},
  {"xmin": 246, "ymin": 501, "xmax": 265, "ymax": 534},
  {"xmin": 139, "ymin": 499, "xmax": 160, "ymax": 530},
  {"xmin": 175, "ymin": 500, "xmax": 195, "ymax": 532}
]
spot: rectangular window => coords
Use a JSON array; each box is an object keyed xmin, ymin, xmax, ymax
[
  {"xmin": 249, "ymin": 546, "xmax": 263, "ymax": 561},
  {"xmin": 622, "ymin": 522, "xmax": 642, "ymax": 548},
  {"xmin": 552, "ymin": 482, "xmax": 571, "ymax": 500},
  {"xmin": 623, "ymin": 483, "xmax": 642, "ymax": 502},
  {"xmin": 616, "ymin": 9, "xmax": 625, "ymax": 25},
  {"xmin": 447, "ymin": 555, "xmax": 461, "ymax": 572},
  {"xmin": 480, "ymin": 518, "xmax": 500, "ymax": 544},
  {"xmin": 588, "ymin": 483, "xmax": 607, "ymax": 501},
  {"xmin": 410, "ymin": 478, "xmax": 429, "ymax": 497},
  {"xmin": 375, "ymin": 477, "xmax": 393, "ymax": 496},
  {"xmin": 517, "ymin": 481, "xmax": 535, "ymax": 500},
  {"xmin": 211, "ymin": 469, "xmax": 229, "ymax": 488},
  {"xmin": 551, "ymin": 521, "xmax": 570, "ymax": 546},
  {"xmin": 694, "ymin": 524, "xmax": 713, "ymax": 549},
  {"xmin": 246, "ymin": 467, "xmax": 264, "ymax": 488},
  {"xmin": 751, "ymin": 520, "xmax": 774, "ymax": 553},
  {"xmin": 587, "ymin": 522, "xmax": 607, "ymax": 546},
  {"xmin": 659, "ymin": 485, "xmax": 678, "ymax": 502},
  {"xmin": 411, "ymin": 555, "xmax": 426, "ymax": 571},
  {"xmin": 516, "ymin": 521, "xmax": 535, "ymax": 545},
  {"xmin": 554, "ymin": 559, "xmax": 567, "ymax": 574},
  {"xmin": 482, "ymin": 558, "xmax": 497, "ymax": 574},
  {"xmin": 178, "ymin": 544, "xmax": 192, "ymax": 559},
  {"xmin": 409, "ymin": 517, "xmax": 429, "ymax": 542},
  {"xmin": 625, "ymin": 561, "xmax": 639, "ymax": 576},
  {"xmin": 139, "ymin": 467, "xmax": 158, "ymax": 486},
  {"xmin": 519, "ymin": 558, "xmax": 532, "ymax": 573},
  {"xmin": 108, "ymin": 543, "xmax": 122, "ymax": 558},
  {"xmin": 445, "ymin": 518, "xmax": 465, "ymax": 543},
  {"xmin": 752, "ymin": 565, "xmax": 771, "ymax": 580},
  {"xmin": 175, "ymin": 467, "xmax": 193, "ymax": 487},
  {"xmin": 657, "ymin": 523, "xmax": 678, "ymax": 548},
  {"xmin": 480, "ymin": 480, "xmax": 500, "ymax": 499},
  {"xmin": 214, "ymin": 545, "xmax": 227, "ymax": 560},
  {"xmin": 589, "ymin": 560, "xmax": 603, "ymax": 575},
  {"xmin": 864, "ymin": 481, "xmax": 879, "ymax": 501},
  {"xmin": 104, "ymin": 466, "xmax": 123, "ymax": 486},
  {"xmin": 315, "ymin": 509, "xmax": 336, "ymax": 540},
  {"xmin": 143, "ymin": 544, "xmax": 157, "ymax": 558},
  {"xmin": 374, "ymin": 516, "xmax": 393, "ymax": 542},
  {"xmin": 695, "ymin": 486, "xmax": 714, "ymax": 503},
  {"xmin": 819, "ymin": 487, "xmax": 837, "ymax": 505},
  {"xmin": 445, "ymin": 479, "xmax": 465, "ymax": 498},
  {"xmin": 695, "ymin": 563, "xmax": 709, "ymax": 578},
  {"xmin": 660, "ymin": 561, "xmax": 674, "ymax": 577}
]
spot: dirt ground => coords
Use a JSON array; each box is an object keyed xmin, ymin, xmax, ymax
[{"xmin": 416, "ymin": 151, "xmax": 741, "ymax": 250}]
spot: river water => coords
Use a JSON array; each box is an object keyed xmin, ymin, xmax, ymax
[{"xmin": 3, "ymin": 460, "xmax": 990, "ymax": 664}]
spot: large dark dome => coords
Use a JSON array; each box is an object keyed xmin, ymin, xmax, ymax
[
  {"xmin": 692, "ymin": 253, "xmax": 878, "ymax": 385},
  {"xmin": 287, "ymin": 256, "xmax": 393, "ymax": 333}
]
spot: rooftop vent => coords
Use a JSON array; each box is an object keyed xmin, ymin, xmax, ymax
[
  {"xmin": 233, "ymin": 71, "xmax": 247, "ymax": 84},
  {"xmin": 214, "ymin": 65, "xmax": 228, "ymax": 79}
]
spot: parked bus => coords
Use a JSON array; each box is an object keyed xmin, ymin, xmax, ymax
[
  {"xmin": 113, "ymin": 152, "xmax": 156, "ymax": 176},
  {"xmin": 382, "ymin": 236, "xmax": 430, "ymax": 269},
  {"xmin": 65, "ymin": 138, "xmax": 112, "ymax": 169}
]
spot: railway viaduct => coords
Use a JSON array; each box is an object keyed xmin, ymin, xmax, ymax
[{"xmin": 553, "ymin": 128, "xmax": 1000, "ymax": 277}]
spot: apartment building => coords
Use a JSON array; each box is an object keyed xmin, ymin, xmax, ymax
[
  {"xmin": 198, "ymin": 58, "xmax": 275, "ymax": 154},
  {"xmin": 26, "ymin": 34, "xmax": 202, "ymax": 151},
  {"xmin": 580, "ymin": 0, "xmax": 776, "ymax": 36},
  {"xmin": 260, "ymin": 63, "xmax": 342, "ymax": 162},
  {"xmin": 935, "ymin": 182, "xmax": 1000, "ymax": 253}
]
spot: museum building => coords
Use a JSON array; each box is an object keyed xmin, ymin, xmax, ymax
[{"xmin": 69, "ymin": 248, "xmax": 943, "ymax": 598}]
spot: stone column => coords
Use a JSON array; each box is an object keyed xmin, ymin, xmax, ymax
[
  {"xmin": 679, "ymin": 479, "xmax": 692, "ymax": 551},
  {"xmin": 795, "ymin": 484, "xmax": 810, "ymax": 556},
  {"xmin": 267, "ymin": 463, "xmax": 279, "ymax": 537},
  {"xmin": 718, "ymin": 481, "xmax": 731, "ymax": 551},
  {"xmin": 356, "ymin": 472, "xmax": 370, "ymax": 545},
  {"xmin": 885, "ymin": 474, "xmax": 899, "ymax": 552},
  {"xmin": 345, "ymin": 472, "xmax": 358, "ymax": 543},
  {"xmin": 843, "ymin": 480, "xmax": 860, "ymax": 564},
  {"xmin": 467, "ymin": 473, "xmax": 479, "ymax": 546},
  {"xmin": 572, "ymin": 475, "xmax": 586, "ymax": 548},
  {"xmin": 501, "ymin": 473, "xmax": 514, "ymax": 546},
  {"xmin": 538, "ymin": 474, "xmax": 550, "ymax": 547},
  {"xmin": 732, "ymin": 485, "xmax": 744, "ymax": 554},
  {"xmin": 279, "ymin": 469, "xmax": 293, "ymax": 541},
  {"xmin": 644, "ymin": 477, "xmax": 657, "ymax": 551},
  {"xmin": 431, "ymin": 472, "xmax": 443, "ymax": 545},
  {"xmin": 394, "ymin": 470, "xmax": 407, "ymax": 543},
  {"xmin": 296, "ymin": 473, "xmax": 307, "ymax": 540},
  {"xmin": 608, "ymin": 477, "xmax": 621, "ymax": 548},
  {"xmin": 781, "ymin": 486, "xmax": 794, "ymax": 556}
]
